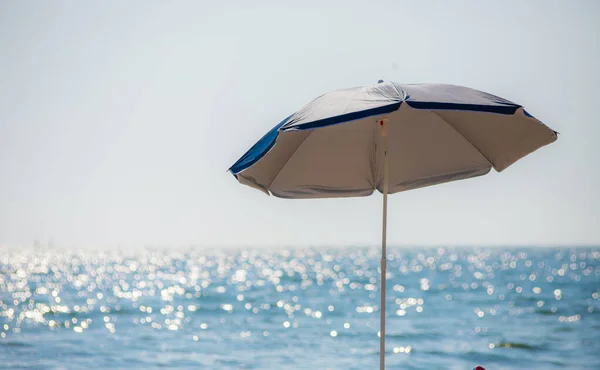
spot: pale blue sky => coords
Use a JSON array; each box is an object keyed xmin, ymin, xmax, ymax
[{"xmin": 0, "ymin": 1, "xmax": 598, "ymax": 248}]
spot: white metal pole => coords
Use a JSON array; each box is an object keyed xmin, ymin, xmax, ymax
[{"xmin": 379, "ymin": 119, "xmax": 389, "ymax": 370}]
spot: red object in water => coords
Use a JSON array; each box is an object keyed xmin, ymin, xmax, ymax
[{"xmin": 474, "ymin": 367, "xmax": 486, "ymax": 370}]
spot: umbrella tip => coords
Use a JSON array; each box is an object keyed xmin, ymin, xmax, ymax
[
  {"xmin": 378, "ymin": 79, "xmax": 384, "ymax": 83},
  {"xmin": 474, "ymin": 366, "xmax": 486, "ymax": 370}
]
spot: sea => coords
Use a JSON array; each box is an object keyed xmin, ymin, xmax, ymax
[{"xmin": 1, "ymin": 246, "xmax": 599, "ymax": 370}]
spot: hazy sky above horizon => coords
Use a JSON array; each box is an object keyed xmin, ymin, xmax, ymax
[{"xmin": 1, "ymin": 1, "xmax": 598, "ymax": 249}]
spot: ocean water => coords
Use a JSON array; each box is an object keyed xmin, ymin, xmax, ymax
[{"xmin": 1, "ymin": 246, "xmax": 599, "ymax": 370}]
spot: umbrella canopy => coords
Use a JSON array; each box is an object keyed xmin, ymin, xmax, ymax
[
  {"xmin": 230, "ymin": 82, "xmax": 557, "ymax": 198},
  {"xmin": 228, "ymin": 81, "xmax": 557, "ymax": 370}
]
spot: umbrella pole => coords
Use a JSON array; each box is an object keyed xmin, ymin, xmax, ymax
[{"xmin": 379, "ymin": 119, "xmax": 389, "ymax": 370}]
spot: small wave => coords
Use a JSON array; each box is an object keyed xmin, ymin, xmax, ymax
[
  {"xmin": 535, "ymin": 309, "xmax": 556, "ymax": 316},
  {"xmin": 0, "ymin": 341, "xmax": 33, "ymax": 348},
  {"xmin": 459, "ymin": 350, "xmax": 513, "ymax": 364},
  {"xmin": 421, "ymin": 349, "xmax": 512, "ymax": 363},
  {"xmin": 384, "ymin": 331, "xmax": 443, "ymax": 340},
  {"xmin": 553, "ymin": 327, "xmax": 574, "ymax": 332},
  {"xmin": 493, "ymin": 342, "xmax": 539, "ymax": 351}
]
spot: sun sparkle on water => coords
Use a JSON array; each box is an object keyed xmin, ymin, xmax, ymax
[{"xmin": 0, "ymin": 247, "xmax": 599, "ymax": 369}]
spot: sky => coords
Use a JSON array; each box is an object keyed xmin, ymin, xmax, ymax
[{"xmin": 0, "ymin": 1, "xmax": 598, "ymax": 249}]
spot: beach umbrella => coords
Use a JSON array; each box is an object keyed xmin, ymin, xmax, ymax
[{"xmin": 228, "ymin": 81, "xmax": 557, "ymax": 370}]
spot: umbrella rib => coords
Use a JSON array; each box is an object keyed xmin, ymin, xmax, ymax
[
  {"xmin": 389, "ymin": 82, "xmax": 404, "ymax": 100},
  {"xmin": 341, "ymin": 88, "xmax": 365, "ymax": 114},
  {"xmin": 266, "ymin": 130, "xmax": 316, "ymax": 191},
  {"xmin": 431, "ymin": 111, "xmax": 495, "ymax": 169},
  {"xmin": 371, "ymin": 121, "xmax": 378, "ymax": 189}
]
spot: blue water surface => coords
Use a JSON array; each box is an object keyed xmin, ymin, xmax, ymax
[{"xmin": 1, "ymin": 246, "xmax": 599, "ymax": 370}]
